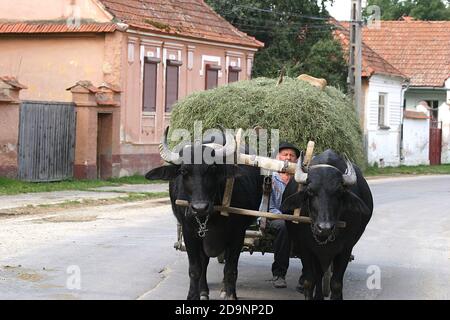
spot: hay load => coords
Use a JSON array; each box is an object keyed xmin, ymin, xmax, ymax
[{"xmin": 170, "ymin": 77, "xmax": 364, "ymax": 166}]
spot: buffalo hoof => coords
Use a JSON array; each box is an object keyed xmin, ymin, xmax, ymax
[
  {"xmin": 219, "ymin": 290, "xmax": 237, "ymax": 300},
  {"xmin": 200, "ymin": 291, "xmax": 209, "ymax": 300}
]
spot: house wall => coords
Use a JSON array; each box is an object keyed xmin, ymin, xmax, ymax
[
  {"xmin": 0, "ymin": 101, "xmax": 20, "ymax": 178},
  {"xmin": 402, "ymin": 117, "xmax": 430, "ymax": 166},
  {"xmin": 0, "ymin": 0, "xmax": 111, "ymax": 22},
  {"xmin": 0, "ymin": 35, "xmax": 106, "ymax": 102},
  {"xmin": 365, "ymin": 74, "xmax": 403, "ymax": 167},
  {"xmin": 446, "ymin": 78, "xmax": 450, "ymax": 105},
  {"xmin": 119, "ymin": 30, "xmax": 256, "ymax": 176},
  {"xmin": 439, "ymin": 103, "xmax": 450, "ymax": 164},
  {"xmin": 405, "ymin": 86, "xmax": 450, "ymax": 165},
  {"xmin": 404, "ymin": 88, "xmax": 447, "ymax": 110}
]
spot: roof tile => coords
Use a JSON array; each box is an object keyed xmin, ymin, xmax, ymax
[
  {"xmin": 0, "ymin": 22, "xmax": 117, "ymax": 34},
  {"xmin": 98, "ymin": 0, "xmax": 263, "ymax": 48},
  {"xmin": 333, "ymin": 22, "xmax": 406, "ymax": 79},
  {"xmin": 361, "ymin": 21, "xmax": 450, "ymax": 87}
]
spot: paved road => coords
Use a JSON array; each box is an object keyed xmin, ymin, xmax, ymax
[{"xmin": 0, "ymin": 175, "xmax": 449, "ymax": 300}]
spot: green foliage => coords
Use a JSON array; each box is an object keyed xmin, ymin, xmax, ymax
[
  {"xmin": 302, "ymin": 38, "xmax": 348, "ymax": 90},
  {"xmin": 365, "ymin": 0, "xmax": 450, "ymax": 20},
  {"xmin": 169, "ymin": 77, "xmax": 365, "ymax": 166},
  {"xmin": 204, "ymin": 0, "xmax": 347, "ymax": 88}
]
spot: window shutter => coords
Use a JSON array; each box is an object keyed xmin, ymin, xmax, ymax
[
  {"xmin": 165, "ymin": 60, "xmax": 182, "ymax": 112},
  {"xmin": 143, "ymin": 57, "xmax": 160, "ymax": 112},
  {"xmin": 228, "ymin": 66, "xmax": 241, "ymax": 83},
  {"xmin": 205, "ymin": 64, "xmax": 220, "ymax": 90}
]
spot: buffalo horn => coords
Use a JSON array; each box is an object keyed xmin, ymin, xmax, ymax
[
  {"xmin": 159, "ymin": 127, "xmax": 182, "ymax": 164},
  {"xmin": 342, "ymin": 156, "xmax": 357, "ymax": 186}
]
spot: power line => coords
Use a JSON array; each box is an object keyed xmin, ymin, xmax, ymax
[{"xmin": 232, "ymin": 4, "xmax": 331, "ymax": 21}]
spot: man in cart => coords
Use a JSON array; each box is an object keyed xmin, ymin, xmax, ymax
[{"xmin": 260, "ymin": 142, "xmax": 300, "ymax": 289}]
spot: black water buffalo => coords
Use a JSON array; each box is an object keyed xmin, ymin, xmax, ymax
[
  {"xmin": 281, "ymin": 149, "xmax": 373, "ymax": 300},
  {"xmin": 145, "ymin": 128, "xmax": 263, "ymax": 300}
]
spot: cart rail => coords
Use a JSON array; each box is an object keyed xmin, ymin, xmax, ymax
[{"xmin": 175, "ymin": 199, "xmax": 346, "ymax": 228}]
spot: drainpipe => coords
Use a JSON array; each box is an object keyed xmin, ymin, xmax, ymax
[{"xmin": 399, "ymin": 79, "xmax": 410, "ymax": 165}]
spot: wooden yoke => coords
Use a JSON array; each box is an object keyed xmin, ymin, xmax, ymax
[
  {"xmin": 292, "ymin": 141, "xmax": 315, "ymax": 223},
  {"xmin": 220, "ymin": 177, "xmax": 234, "ymax": 216}
]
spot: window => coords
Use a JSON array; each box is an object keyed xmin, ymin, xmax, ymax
[
  {"xmin": 426, "ymin": 100, "xmax": 439, "ymax": 121},
  {"xmin": 228, "ymin": 66, "xmax": 241, "ymax": 83},
  {"xmin": 165, "ymin": 59, "xmax": 182, "ymax": 112},
  {"xmin": 378, "ymin": 93, "xmax": 387, "ymax": 127},
  {"xmin": 205, "ymin": 64, "xmax": 221, "ymax": 90},
  {"xmin": 142, "ymin": 57, "xmax": 160, "ymax": 112}
]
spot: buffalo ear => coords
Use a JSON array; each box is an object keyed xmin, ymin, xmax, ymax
[
  {"xmin": 342, "ymin": 191, "xmax": 371, "ymax": 218},
  {"xmin": 145, "ymin": 165, "xmax": 180, "ymax": 181},
  {"xmin": 280, "ymin": 191, "xmax": 305, "ymax": 214}
]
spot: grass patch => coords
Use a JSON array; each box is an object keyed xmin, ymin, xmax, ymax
[
  {"xmin": 0, "ymin": 175, "xmax": 165, "ymax": 195},
  {"xmin": 364, "ymin": 164, "xmax": 450, "ymax": 177},
  {"xmin": 34, "ymin": 192, "xmax": 169, "ymax": 209},
  {"xmin": 0, "ymin": 192, "xmax": 170, "ymax": 217}
]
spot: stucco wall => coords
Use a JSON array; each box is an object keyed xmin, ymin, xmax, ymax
[
  {"xmin": 402, "ymin": 117, "xmax": 430, "ymax": 166},
  {"xmin": 0, "ymin": 102, "xmax": 20, "ymax": 178},
  {"xmin": 0, "ymin": 35, "xmax": 106, "ymax": 102},
  {"xmin": 0, "ymin": 0, "xmax": 111, "ymax": 22},
  {"xmin": 120, "ymin": 31, "xmax": 256, "ymax": 175},
  {"xmin": 405, "ymin": 89, "xmax": 446, "ymax": 110},
  {"xmin": 366, "ymin": 74, "xmax": 403, "ymax": 166},
  {"xmin": 439, "ymin": 103, "xmax": 450, "ymax": 164}
]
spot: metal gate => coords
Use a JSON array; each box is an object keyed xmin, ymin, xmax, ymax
[
  {"xmin": 18, "ymin": 101, "xmax": 76, "ymax": 182},
  {"xmin": 429, "ymin": 121, "xmax": 442, "ymax": 166}
]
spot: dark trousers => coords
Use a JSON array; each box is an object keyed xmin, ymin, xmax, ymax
[{"xmin": 267, "ymin": 219, "xmax": 291, "ymax": 278}]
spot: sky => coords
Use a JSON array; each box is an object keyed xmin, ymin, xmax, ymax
[{"xmin": 325, "ymin": 0, "xmax": 368, "ymax": 21}]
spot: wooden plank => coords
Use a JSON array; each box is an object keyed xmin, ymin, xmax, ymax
[{"xmin": 220, "ymin": 178, "xmax": 234, "ymax": 216}]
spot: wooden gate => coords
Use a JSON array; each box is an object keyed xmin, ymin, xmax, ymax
[
  {"xmin": 429, "ymin": 121, "xmax": 442, "ymax": 165},
  {"xmin": 18, "ymin": 101, "xmax": 76, "ymax": 182}
]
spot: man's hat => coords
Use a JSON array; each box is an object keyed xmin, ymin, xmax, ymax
[{"xmin": 278, "ymin": 142, "xmax": 301, "ymax": 158}]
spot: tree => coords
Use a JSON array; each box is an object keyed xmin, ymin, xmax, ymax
[
  {"xmin": 365, "ymin": 0, "xmax": 450, "ymax": 20},
  {"xmin": 205, "ymin": 0, "xmax": 348, "ymax": 88},
  {"xmin": 302, "ymin": 39, "xmax": 348, "ymax": 90}
]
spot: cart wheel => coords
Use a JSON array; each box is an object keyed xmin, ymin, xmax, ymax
[
  {"xmin": 217, "ymin": 252, "xmax": 225, "ymax": 264},
  {"xmin": 322, "ymin": 265, "xmax": 332, "ymax": 298}
]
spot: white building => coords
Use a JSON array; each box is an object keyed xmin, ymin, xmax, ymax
[
  {"xmin": 334, "ymin": 23, "xmax": 407, "ymax": 167},
  {"xmin": 336, "ymin": 18, "xmax": 450, "ymax": 166}
]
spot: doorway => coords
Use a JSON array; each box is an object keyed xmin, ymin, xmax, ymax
[
  {"xmin": 97, "ymin": 113, "xmax": 113, "ymax": 179},
  {"xmin": 429, "ymin": 121, "xmax": 442, "ymax": 165}
]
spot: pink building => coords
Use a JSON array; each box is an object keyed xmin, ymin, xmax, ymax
[{"xmin": 0, "ymin": 0, "xmax": 263, "ymax": 179}]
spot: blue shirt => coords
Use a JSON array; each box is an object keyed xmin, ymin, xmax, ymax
[{"xmin": 259, "ymin": 172, "xmax": 289, "ymax": 214}]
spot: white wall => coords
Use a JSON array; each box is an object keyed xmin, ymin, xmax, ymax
[
  {"xmin": 405, "ymin": 89, "xmax": 446, "ymax": 110},
  {"xmin": 439, "ymin": 103, "xmax": 450, "ymax": 164},
  {"xmin": 402, "ymin": 117, "xmax": 430, "ymax": 166},
  {"xmin": 365, "ymin": 74, "xmax": 403, "ymax": 166},
  {"xmin": 446, "ymin": 78, "xmax": 450, "ymax": 105}
]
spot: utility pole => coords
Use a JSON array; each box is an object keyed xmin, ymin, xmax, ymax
[{"xmin": 348, "ymin": 0, "xmax": 363, "ymax": 123}]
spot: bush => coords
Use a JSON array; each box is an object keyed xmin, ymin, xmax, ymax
[{"xmin": 169, "ymin": 77, "xmax": 364, "ymax": 166}]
